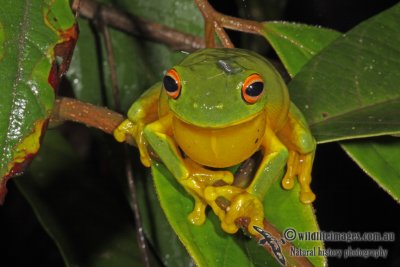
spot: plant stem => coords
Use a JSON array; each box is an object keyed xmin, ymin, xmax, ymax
[
  {"xmin": 52, "ymin": 97, "xmax": 130, "ymax": 142},
  {"xmin": 72, "ymin": 0, "xmax": 205, "ymax": 51},
  {"xmin": 124, "ymin": 150, "xmax": 151, "ymax": 267},
  {"xmin": 194, "ymin": 0, "xmax": 263, "ymax": 48},
  {"xmin": 94, "ymin": 11, "xmax": 121, "ymax": 112}
]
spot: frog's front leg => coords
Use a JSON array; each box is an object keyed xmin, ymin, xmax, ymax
[
  {"xmin": 143, "ymin": 114, "xmax": 234, "ymax": 225},
  {"xmin": 277, "ymin": 103, "xmax": 316, "ymax": 203},
  {"xmin": 114, "ymin": 83, "xmax": 161, "ymax": 167},
  {"xmin": 205, "ymin": 125, "xmax": 288, "ymax": 235}
]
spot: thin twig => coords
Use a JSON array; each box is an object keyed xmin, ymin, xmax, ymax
[
  {"xmin": 204, "ymin": 21, "xmax": 215, "ymax": 48},
  {"xmin": 93, "ymin": 8, "xmax": 151, "ymax": 266},
  {"xmin": 125, "ymin": 150, "xmax": 151, "ymax": 267},
  {"xmin": 194, "ymin": 0, "xmax": 234, "ymax": 48},
  {"xmin": 194, "ymin": 0, "xmax": 262, "ymax": 34},
  {"xmin": 72, "ymin": 0, "xmax": 205, "ymax": 51},
  {"xmin": 213, "ymin": 22, "xmax": 234, "ymax": 48},
  {"xmin": 96, "ymin": 16, "xmax": 121, "ymax": 111}
]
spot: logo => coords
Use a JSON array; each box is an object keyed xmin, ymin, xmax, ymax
[{"xmin": 253, "ymin": 226, "xmax": 286, "ymax": 266}]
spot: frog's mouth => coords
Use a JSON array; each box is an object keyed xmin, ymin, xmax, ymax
[
  {"xmin": 171, "ymin": 109, "xmax": 265, "ymax": 129},
  {"xmin": 171, "ymin": 111, "xmax": 266, "ymax": 168}
]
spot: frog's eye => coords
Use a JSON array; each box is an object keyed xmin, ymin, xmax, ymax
[
  {"xmin": 163, "ymin": 69, "xmax": 181, "ymax": 99},
  {"xmin": 242, "ymin": 74, "xmax": 264, "ymax": 104}
]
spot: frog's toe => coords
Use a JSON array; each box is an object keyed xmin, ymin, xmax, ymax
[
  {"xmin": 114, "ymin": 129, "xmax": 126, "ymax": 143},
  {"xmin": 300, "ymin": 191, "xmax": 316, "ymax": 204},
  {"xmin": 139, "ymin": 154, "xmax": 151, "ymax": 167},
  {"xmin": 113, "ymin": 119, "xmax": 137, "ymax": 143},
  {"xmin": 281, "ymin": 175, "xmax": 295, "ymax": 190},
  {"xmin": 188, "ymin": 202, "xmax": 207, "ymax": 225},
  {"xmin": 204, "ymin": 185, "xmax": 265, "ymax": 235},
  {"xmin": 204, "ymin": 185, "xmax": 243, "ymax": 203},
  {"xmin": 281, "ymin": 150, "xmax": 298, "ymax": 190},
  {"xmin": 225, "ymin": 193, "xmax": 264, "ymax": 235},
  {"xmin": 219, "ymin": 171, "xmax": 234, "ymax": 185},
  {"xmin": 114, "ymin": 124, "xmax": 128, "ymax": 143}
]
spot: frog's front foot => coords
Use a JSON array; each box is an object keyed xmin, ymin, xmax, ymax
[
  {"xmin": 282, "ymin": 151, "xmax": 316, "ymax": 203},
  {"xmin": 181, "ymin": 158, "xmax": 234, "ymax": 191},
  {"xmin": 113, "ymin": 119, "xmax": 151, "ymax": 167},
  {"xmin": 204, "ymin": 185, "xmax": 264, "ymax": 235},
  {"xmin": 179, "ymin": 158, "xmax": 235, "ymax": 226}
]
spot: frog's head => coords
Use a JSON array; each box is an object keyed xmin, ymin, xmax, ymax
[
  {"xmin": 162, "ymin": 48, "xmax": 286, "ymax": 128},
  {"xmin": 161, "ymin": 48, "xmax": 288, "ymax": 167}
]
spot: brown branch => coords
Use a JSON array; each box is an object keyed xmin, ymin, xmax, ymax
[
  {"xmin": 72, "ymin": 0, "xmax": 205, "ymax": 52},
  {"xmin": 194, "ymin": 0, "xmax": 262, "ymax": 35},
  {"xmin": 213, "ymin": 22, "xmax": 234, "ymax": 48},
  {"xmin": 195, "ymin": 0, "xmax": 234, "ymax": 48},
  {"xmin": 52, "ymin": 97, "xmax": 133, "ymax": 142},
  {"xmin": 204, "ymin": 21, "xmax": 216, "ymax": 48},
  {"xmin": 194, "ymin": 0, "xmax": 264, "ymax": 48}
]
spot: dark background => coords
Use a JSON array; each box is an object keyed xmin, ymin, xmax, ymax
[{"xmin": 1, "ymin": 1, "xmax": 399, "ymax": 266}]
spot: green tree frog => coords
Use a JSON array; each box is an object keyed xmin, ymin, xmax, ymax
[{"xmin": 114, "ymin": 48, "xmax": 316, "ymax": 236}]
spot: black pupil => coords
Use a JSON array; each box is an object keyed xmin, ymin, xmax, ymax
[
  {"xmin": 245, "ymin": 81, "xmax": 264, "ymax": 97},
  {"xmin": 163, "ymin": 75, "xmax": 178, "ymax": 92}
]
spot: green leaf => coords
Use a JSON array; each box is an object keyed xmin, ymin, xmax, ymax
[
  {"xmin": 0, "ymin": 0, "xmax": 76, "ymax": 203},
  {"xmin": 15, "ymin": 130, "xmax": 157, "ymax": 267},
  {"xmin": 152, "ymin": 163, "xmax": 280, "ymax": 267},
  {"xmin": 264, "ymin": 180, "xmax": 325, "ymax": 267},
  {"xmin": 136, "ymin": 170, "xmax": 195, "ymax": 267},
  {"xmin": 262, "ymin": 5, "xmax": 400, "ymax": 203},
  {"xmin": 341, "ymin": 137, "xmax": 400, "ymax": 203},
  {"xmin": 288, "ymin": 3, "xmax": 400, "ymax": 143},
  {"xmin": 261, "ymin": 21, "xmax": 340, "ymax": 77}
]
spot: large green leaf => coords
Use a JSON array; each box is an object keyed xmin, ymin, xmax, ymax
[
  {"xmin": 261, "ymin": 22, "xmax": 339, "ymax": 77},
  {"xmin": 0, "ymin": 0, "xmax": 77, "ymax": 203},
  {"xmin": 288, "ymin": 3, "xmax": 400, "ymax": 143},
  {"xmin": 152, "ymin": 163, "xmax": 280, "ymax": 267},
  {"xmin": 263, "ymin": 5, "xmax": 400, "ymax": 203},
  {"xmin": 341, "ymin": 137, "xmax": 400, "ymax": 203},
  {"xmin": 285, "ymin": 3, "xmax": 400, "ymax": 203}
]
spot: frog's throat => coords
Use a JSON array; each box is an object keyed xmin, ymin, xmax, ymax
[{"xmin": 171, "ymin": 111, "xmax": 266, "ymax": 168}]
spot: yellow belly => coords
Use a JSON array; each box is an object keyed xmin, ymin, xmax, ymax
[{"xmin": 172, "ymin": 112, "xmax": 266, "ymax": 168}]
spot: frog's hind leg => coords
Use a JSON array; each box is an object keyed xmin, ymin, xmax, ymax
[{"xmin": 277, "ymin": 103, "xmax": 317, "ymax": 204}]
